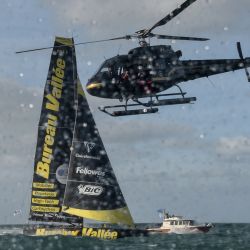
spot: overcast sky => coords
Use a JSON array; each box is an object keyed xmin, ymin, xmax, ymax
[{"xmin": 1, "ymin": 0, "xmax": 250, "ymax": 224}]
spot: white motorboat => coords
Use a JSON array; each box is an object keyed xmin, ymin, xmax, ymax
[{"xmin": 147, "ymin": 210, "xmax": 213, "ymax": 234}]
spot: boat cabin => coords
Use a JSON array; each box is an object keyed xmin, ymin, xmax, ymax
[{"xmin": 162, "ymin": 216, "xmax": 195, "ymax": 228}]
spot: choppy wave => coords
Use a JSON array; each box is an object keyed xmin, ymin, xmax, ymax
[{"xmin": 0, "ymin": 224, "xmax": 249, "ymax": 250}]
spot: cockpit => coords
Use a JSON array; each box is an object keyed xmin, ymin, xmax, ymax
[
  {"xmin": 86, "ymin": 55, "xmax": 129, "ymax": 99},
  {"xmin": 95, "ymin": 55, "xmax": 128, "ymax": 76}
]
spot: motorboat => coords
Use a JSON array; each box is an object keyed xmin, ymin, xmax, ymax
[{"xmin": 147, "ymin": 210, "xmax": 213, "ymax": 234}]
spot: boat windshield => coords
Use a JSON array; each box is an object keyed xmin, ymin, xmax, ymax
[{"xmin": 170, "ymin": 220, "xmax": 194, "ymax": 225}]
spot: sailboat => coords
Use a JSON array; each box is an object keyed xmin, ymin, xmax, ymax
[{"xmin": 23, "ymin": 37, "xmax": 148, "ymax": 239}]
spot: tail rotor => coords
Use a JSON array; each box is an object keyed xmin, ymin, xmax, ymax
[{"xmin": 237, "ymin": 42, "xmax": 250, "ymax": 82}]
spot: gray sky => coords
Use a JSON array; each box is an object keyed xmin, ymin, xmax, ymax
[{"xmin": 1, "ymin": 0, "xmax": 250, "ymax": 224}]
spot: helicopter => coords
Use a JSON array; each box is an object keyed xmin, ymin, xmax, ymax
[{"xmin": 16, "ymin": 0, "xmax": 250, "ymax": 117}]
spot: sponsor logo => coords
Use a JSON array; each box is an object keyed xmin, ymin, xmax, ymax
[
  {"xmin": 36, "ymin": 56, "xmax": 66, "ymax": 180},
  {"xmin": 75, "ymin": 153, "xmax": 101, "ymax": 160},
  {"xmin": 33, "ymin": 182, "xmax": 54, "ymax": 189},
  {"xmin": 84, "ymin": 141, "xmax": 96, "ymax": 153},
  {"xmin": 32, "ymin": 198, "xmax": 59, "ymax": 205},
  {"xmin": 82, "ymin": 227, "xmax": 118, "ymax": 240},
  {"xmin": 31, "ymin": 206, "xmax": 60, "ymax": 213},
  {"xmin": 77, "ymin": 184, "xmax": 103, "ymax": 196},
  {"xmin": 76, "ymin": 167, "xmax": 105, "ymax": 177}
]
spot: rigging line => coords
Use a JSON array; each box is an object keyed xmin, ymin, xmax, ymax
[
  {"xmin": 38, "ymin": 126, "xmax": 73, "ymax": 129},
  {"xmin": 207, "ymin": 77, "xmax": 216, "ymax": 88},
  {"xmin": 62, "ymin": 42, "xmax": 79, "ymax": 208},
  {"xmin": 117, "ymin": 44, "xmax": 122, "ymax": 55}
]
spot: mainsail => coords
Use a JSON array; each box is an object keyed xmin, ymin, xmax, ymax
[
  {"xmin": 30, "ymin": 37, "xmax": 134, "ymax": 227},
  {"xmin": 30, "ymin": 37, "xmax": 81, "ymax": 223}
]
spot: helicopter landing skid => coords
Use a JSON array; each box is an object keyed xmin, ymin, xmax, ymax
[{"xmin": 98, "ymin": 93, "xmax": 197, "ymax": 117}]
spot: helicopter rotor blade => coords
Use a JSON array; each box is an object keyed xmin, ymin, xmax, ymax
[
  {"xmin": 75, "ymin": 35, "xmax": 134, "ymax": 46},
  {"xmin": 15, "ymin": 45, "xmax": 69, "ymax": 54},
  {"xmin": 141, "ymin": 0, "xmax": 198, "ymax": 37},
  {"xmin": 15, "ymin": 35, "xmax": 134, "ymax": 54},
  {"xmin": 150, "ymin": 33, "xmax": 209, "ymax": 41}
]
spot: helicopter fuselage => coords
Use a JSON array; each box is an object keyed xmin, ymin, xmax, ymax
[{"xmin": 86, "ymin": 45, "xmax": 250, "ymax": 100}]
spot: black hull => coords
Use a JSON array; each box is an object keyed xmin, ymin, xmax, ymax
[{"xmin": 23, "ymin": 224, "xmax": 149, "ymax": 240}]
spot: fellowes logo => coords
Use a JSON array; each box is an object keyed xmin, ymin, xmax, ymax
[
  {"xmin": 76, "ymin": 167, "xmax": 105, "ymax": 177},
  {"xmin": 78, "ymin": 184, "xmax": 103, "ymax": 196}
]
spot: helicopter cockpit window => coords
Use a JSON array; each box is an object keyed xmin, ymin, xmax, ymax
[{"xmin": 100, "ymin": 67, "xmax": 109, "ymax": 73}]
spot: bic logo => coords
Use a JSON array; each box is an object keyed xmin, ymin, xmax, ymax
[{"xmin": 78, "ymin": 184, "xmax": 103, "ymax": 196}]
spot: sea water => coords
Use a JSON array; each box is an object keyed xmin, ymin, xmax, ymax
[{"xmin": 0, "ymin": 224, "xmax": 248, "ymax": 250}]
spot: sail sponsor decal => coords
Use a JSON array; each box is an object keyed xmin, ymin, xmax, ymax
[
  {"xmin": 32, "ymin": 198, "xmax": 59, "ymax": 205},
  {"xmin": 73, "ymin": 141, "xmax": 101, "ymax": 161},
  {"xmin": 77, "ymin": 184, "xmax": 103, "ymax": 196},
  {"xmin": 76, "ymin": 167, "xmax": 105, "ymax": 177},
  {"xmin": 84, "ymin": 141, "xmax": 96, "ymax": 153},
  {"xmin": 36, "ymin": 56, "xmax": 65, "ymax": 179},
  {"xmin": 32, "ymin": 182, "xmax": 54, "ymax": 189},
  {"xmin": 31, "ymin": 206, "xmax": 60, "ymax": 213},
  {"xmin": 82, "ymin": 228, "xmax": 118, "ymax": 239},
  {"xmin": 75, "ymin": 153, "xmax": 101, "ymax": 161},
  {"xmin": 32, "ymin": 191, "xmax": 57, "ymax": 197}
]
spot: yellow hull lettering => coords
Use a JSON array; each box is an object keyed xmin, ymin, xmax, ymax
[
  {"xmin": 36, "ymin": 228, "xmax": 80, "ymax": 236},
  {"xmin": 82, "ymin": 228, "xmax": 118, "ymax": 240}
]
